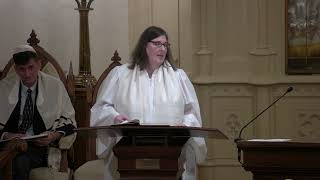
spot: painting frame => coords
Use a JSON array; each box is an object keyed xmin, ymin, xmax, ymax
[{"xmin": 285, "ymin": 0, "xmax": 320, "ymax": 74}]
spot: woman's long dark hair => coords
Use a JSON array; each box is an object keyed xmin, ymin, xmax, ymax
[{"xmin": 129, "ymin": 26, "xmax": 176, "ymax": 71}]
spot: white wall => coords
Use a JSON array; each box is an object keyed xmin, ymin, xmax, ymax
[{"xmin": 0, "ymin": 0, "xmax": 129, "ymax": 78}]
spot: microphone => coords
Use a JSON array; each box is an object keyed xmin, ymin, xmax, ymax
[
  {"xmin": 234, "ymin": 87, "xmax": 293, "ymax": 164},
  {"xmin": 234, "ymin": 86, "xmax": 293, "ymax": 143}
]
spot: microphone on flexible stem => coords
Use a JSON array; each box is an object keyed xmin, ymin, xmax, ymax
[{"xmin": 234, "ymin": 86, "xmax": 293, "ymax": 163}]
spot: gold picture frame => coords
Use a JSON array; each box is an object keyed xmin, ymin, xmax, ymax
[{"xmin": 286, "ymin": 0, "xmax": 320, "ymax": 74}]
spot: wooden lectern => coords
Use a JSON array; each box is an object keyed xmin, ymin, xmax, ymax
[
  {"xmin": 76, "ymin": 125, "xmax": 227, "ymax": 180},
  {"xmin": 237, "ymin": 140, "xmax": 320, "ymax": 180}
]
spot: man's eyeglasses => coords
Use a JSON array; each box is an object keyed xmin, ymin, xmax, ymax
[{"xmin": 149, "ymin": 41, "xmax": 171, "ymax": 48}]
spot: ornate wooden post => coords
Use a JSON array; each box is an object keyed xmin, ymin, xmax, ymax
[
  {"xmin": 73, "ymin": 0, "xmax": 97, "ymax": 169},
  {"xmin": 74, "ymin": 0, "xmax": 96, "ymax": 87}
]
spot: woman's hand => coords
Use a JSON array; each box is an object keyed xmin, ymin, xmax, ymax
[
  {"xmin": 33, "ymin": 132, "xmax": 62, "ymax": 147},
  {"xmin": 114, "ymin": 114, "xmax": 129, "ymax": 124}
]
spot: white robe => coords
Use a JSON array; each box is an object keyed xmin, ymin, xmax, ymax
[
  {"xmin": 0, "ymin": 71, "xmax": 76, "ymax": 135},
  {"xmin": 91, "ymin": 63, "xmax": 207, "ymax": 180}
]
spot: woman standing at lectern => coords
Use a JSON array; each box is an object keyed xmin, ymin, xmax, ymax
[{"xmin": 91, "ymin": 26, "xmax": 207, "ymax": 180}]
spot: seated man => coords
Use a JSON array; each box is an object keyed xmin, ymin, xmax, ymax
[{"xmin": 0, "ymin": 45, "xmax": 76, "ymax": 180}]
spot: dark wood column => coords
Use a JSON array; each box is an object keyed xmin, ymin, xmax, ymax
[{"xmin": 73, "ymin": 0, "xmax": 97, "ymax": 169}]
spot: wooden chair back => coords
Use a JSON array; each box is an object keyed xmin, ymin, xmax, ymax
[{"xmin": 91, "ymin": 50, "xmax": 122, "ymax": 105}]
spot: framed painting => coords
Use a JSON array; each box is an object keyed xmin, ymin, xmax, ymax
[{"xmin": 286, "ymin": 0, "xmax": 320, "ymax": 74}]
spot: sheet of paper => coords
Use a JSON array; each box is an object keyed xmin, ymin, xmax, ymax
[
  {"xmin": 0, "ymin": 133, "xmax": 48, "ymax": 143},
  {"xmin": 20, "ymin": 133, "xmax": 48, "ymax": 140},
  {"xmin": 112, "ymin": 119, "xmax": 140, "ymax": 126},
  {"xmin": 248, "ymin": 139, "xmax": 291, "ymax": 142}
]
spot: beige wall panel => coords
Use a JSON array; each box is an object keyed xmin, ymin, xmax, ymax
[
  {"xmin": 178, "ymin": 0, "xmax": 193, "ymax": 71},
  {"xmin": 196, "ymin": 84, "xmax": 256, "ymax": 180},
  {"xmin": 179, "ymin": 0, "xmax": 201, "ymax": 76},
  {"xmin": 212, "ymin": 0, "xmax": 255, "ymax": 77},
  {"xmin": 208, "ymin": 86, "xmax": 255, "ymax": 159},
  {"xmin": 211, "ymin": 97, "xmax": 255, "ymax": 137},
  {"xmin": 152, "ymin": 0, "xmax": 179, "ymax": 65},
  {"xmin": 128, "ymin": 0, "xmax": 179, "ymax": 64},
  {"xmin": 199, "ymin": 140, "xmax": 251, "ymax": 180},
  {"xmin": 196, "ymin": 83, "xmax": 320, "ymax": 180},
  {"xmin": 267, "ymin": 0, "xmax": 284, "ymax": 75},
  {"xmin": 210, "ymin": 166, "xmax": 251, "ymax": 180},
  {"xmin": 273, "ymin": 85, "xmax": 320, "ymax": 138},
  {"xmin": 128, "ymin": 0, "xmax": 152, "ymax": 53},
  {"xmin": 90, "ymin": 0, "xmax": 129, "ymax": 77}
]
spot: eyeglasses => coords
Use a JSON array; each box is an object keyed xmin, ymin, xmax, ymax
[{"xmin": 149, "ymin": 41, "xmax": 171, "ymax": 48}]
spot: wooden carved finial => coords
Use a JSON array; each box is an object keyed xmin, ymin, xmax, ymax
[
  {"xmin": 68, "ymin": 61, "xmax": 74, "ymax": 77},
  {"xmin": 111, "ymin": 50, "xmax": 121, "ymax": 62},
  {"xmin": 27, "ymin": 30, "xmax": 40, "ymax": 46},
  {"xmin": 67, "ymin": 61, "xmax": 75, "ymax": 97},
  {"xmin": 75, "ymin": 0, "xmax": 94, "ymax": 9}
]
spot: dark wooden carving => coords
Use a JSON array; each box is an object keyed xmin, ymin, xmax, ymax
[{"xmin": 73, "ymin": 86, "xmax": 95, "ymax": 169}]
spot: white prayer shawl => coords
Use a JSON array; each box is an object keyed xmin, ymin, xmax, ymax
[
  {"xmin": 91, "ymin": 63, "xmax": 207, "ymax": 180},
  {"xmin": 0, "ymin": 71, "xmax": 76, "ymax": 132}
]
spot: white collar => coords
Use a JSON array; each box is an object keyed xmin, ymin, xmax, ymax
[
  {"xmin": 21, "ymin": 80, "xmax": 37, "ymax": 93},
  {"xmin": 9, "ymin": 73, "xmax": 44, "ymax": 106}
]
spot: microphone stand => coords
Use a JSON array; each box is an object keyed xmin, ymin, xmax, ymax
[{"xmin": 234, "ymin": 87, "xmax": 293, "ymax": 164}]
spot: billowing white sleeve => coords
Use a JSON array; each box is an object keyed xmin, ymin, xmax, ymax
[
  {"xmin": 177, "ymin": 69, "xmax": 207, "ymax": 164},
  {"xmin": 90, "ymin": 66, "xmax": 121, "ymax": 127},
  {"xmin": 177, "ymin": 69, "xmax": 202, "ymax": 127},
  {"xmin": 90, "ymin": 66, "xmax": 123, "ymax": 158}
]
